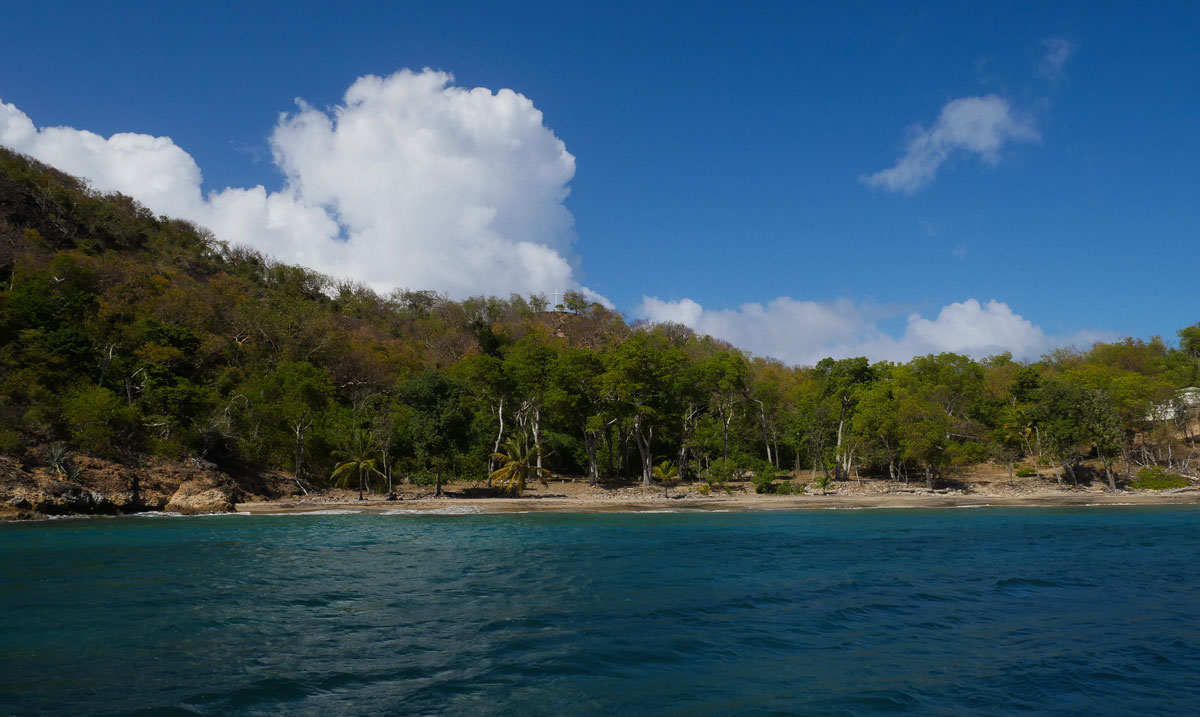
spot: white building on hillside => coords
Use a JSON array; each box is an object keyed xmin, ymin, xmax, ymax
[{"xmin": 1148, "ymin": 387, "xmax": 1200, "ymax": 421}]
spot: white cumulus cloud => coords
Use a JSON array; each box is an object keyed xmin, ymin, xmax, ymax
[
  {"xmin": 638, "ymin": 295, "xmax": 1098, "ymax": 365},
  {"xmin": 861, "ymin": 95, "xmax": 1039, "ymax": 194},
  {"xmin": 0, "ymin": 69, "xmax": 600, "ymax": 301}
]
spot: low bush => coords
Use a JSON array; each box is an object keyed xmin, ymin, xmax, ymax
[
  {"xmin": 775, "ymin": 480, "xmax": 802, "ymax": 495},
  {"xmin": 811, "ymin": 474, "xmax": 833, "ymax": 493},
  {"xmin": 1015, "ymin": 465, "xmax": 1036, "ymax": 478},
  {"xmin": 1131, "ymin": 466, "xmax": 1189, "ymax": 491},
  {"xmin": 750, "ymin": 467, "xmax": 778, "ymax": 494}
]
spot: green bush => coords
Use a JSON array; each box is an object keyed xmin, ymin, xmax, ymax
[
  {"xmin": 775, "ymin": 480, "xmax": 802, "ymax": 495},
  {"xmin": 706, "ymin": 457, "xmax": 739, "ymax": 484},
  {"xmin": 408, "ymin": 472, "xmax": 438, "ymax": 487},
  {"xmin": 0, "ymin": 429, "xmax": 22, "ymax": 454},
  {"xmin": 949, "ymin": 441, "xmax": 987, "ymax": 466},
  {"xmin": 59, "ymin": 384, "xmax": 140, "ymax": 456},
  {"xmin": 1131, "ymin": 466, "xmax": 1189, "ymax": 491},
  {"xmin": 750, "ymin": 467, "xmax": 778, "ymax": 494},
  {"xmin": 1015, "ymin": 466, "xmax": 1036, "ymax": 478}
]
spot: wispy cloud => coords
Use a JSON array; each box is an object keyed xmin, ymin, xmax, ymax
[
  {"xmin": 1037, "ymin": 37, "xmax": 1076, "ymax": 83},
  {"xmin": 861, "ymin": 95, "xmax": 1040, "ymax": 194}
]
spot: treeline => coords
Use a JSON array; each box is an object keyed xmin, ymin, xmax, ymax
[{"xmin": 1, "ymin": 147, "xmax": 1198, "ymax": 493}]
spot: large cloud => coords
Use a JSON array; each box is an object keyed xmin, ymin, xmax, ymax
[
  {"xmin": 638, "ymin": 295, "xmax": 1102, "ymax": 365},
  {"xmin": 861, "ymin": 95, "xmax": 1039, "ymax": 194},
  {"xmin": 0, "ymin": 69, "xmax": 599, "ymax": 300}
]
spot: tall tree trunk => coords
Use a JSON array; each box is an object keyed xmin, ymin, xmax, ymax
[
  {"xmin": 1034, "ymin": 427, "xmax": 1044, "ymax": 478},
  {"xmin": 925, "ymin": 463, "xmax": 933, "ymax": 490},
  {"xmin": 358, "ymin": 465, "xmax": 365, "ymax": 501},
  {"xmin": 620, "ymin": 425, "xmax": 630, "ymax": 479},
  {"xmin": 532, "ymin": 406, "xmax": 543, "ymax": 471},
  {"xmin": 722, "ymin": 412, "xmax": 732, "ymax": 462},
  {"xmin": 679, "ymin": 405, "xmax": 699, "ymax": 481},
  {"xmin": 435, "ymin": 465, "xmax": 443, "ymax": 497},
  {"xmin": 489, "ymin": 397, "xmax": 505, "ymax": 482},
  {"xmin": 292, "ymin": 411, "xmax": 309, "ymax": 482},
  {"xmin": 583, "ymin": 429, "xmax": 600, "ymax": 486},
  {"xmin": 751, "ymin": 398, "xmax": 773, "ymax": 466},
  {"xmin": 97, "ymin": 343, "xmax": 116, "ymax": 387},
  {"xmin": 835, "ymin": 399, "xmax": 848, "ymax": 481},
  {"xmin": 606, "ymin": 422, "xmax": 615, "ymax": 477},
  {"xmin": 632, "ymin": 417, "xmax": 654, "ymax": 487}
]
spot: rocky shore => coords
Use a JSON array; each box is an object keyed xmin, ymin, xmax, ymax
[{"xmin": 0, "ymin": 452, "xmax": 298, "ymax": 521}]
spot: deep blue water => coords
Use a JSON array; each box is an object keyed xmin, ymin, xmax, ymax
[{"xmin": 2, "ymin": 506, "xmax": 1199, "ymax": 715}]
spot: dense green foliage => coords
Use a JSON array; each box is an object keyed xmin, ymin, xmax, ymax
[
  {"xmin": 1, "ymin": 148, "xmax": 1197, "ymax": 492},
  {"xmin": 1131, "ymin": 466, "xmax": 1189, "ymax": 491}
]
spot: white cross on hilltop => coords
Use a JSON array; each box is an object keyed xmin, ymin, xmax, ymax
[{"xmin": 550, "ymin": 290, "xmax": 563, "ymax": 306}]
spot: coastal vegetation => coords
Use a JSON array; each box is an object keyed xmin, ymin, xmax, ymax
[{"xmin": 1, "ymin": 147, "xmax": 1198, "ymax": 503}]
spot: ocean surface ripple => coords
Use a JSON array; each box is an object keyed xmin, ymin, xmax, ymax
[{"xmin": 2, "ymin": 507, "xmax": 1199, "ymax": 715}]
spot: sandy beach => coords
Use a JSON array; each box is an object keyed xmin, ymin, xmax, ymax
[{"xmin": 234, "ymin": 475, "xmax": 1200, "ymax": 515}]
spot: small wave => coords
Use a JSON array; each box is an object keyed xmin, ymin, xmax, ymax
[
  {"xmin": 136, "ymin": 511, "xmax": 249, "ymax": 518},
  {"xmin": 612, "ymin": 508, "xmax": 732, "ymax": 514},
  {"xmin": 381, "ymin": 506, "xmax": 485, "ymax": 515},
  {"xmin": 252, "ymin": 508, "xmax": 365, "ymax": 516}
]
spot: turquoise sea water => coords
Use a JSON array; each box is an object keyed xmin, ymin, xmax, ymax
[{"xmin": 2, "ymin": 506, "xmax": 1199, "ymax": 715}]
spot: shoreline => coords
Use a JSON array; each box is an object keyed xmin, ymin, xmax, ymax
[
  {"xmin": 6, "ymin": 467, "xmax": 1199, "ymax": 521},
  {"xmin": 232, "ymin": 489, "xmax": 1200, "ymax": 516}
]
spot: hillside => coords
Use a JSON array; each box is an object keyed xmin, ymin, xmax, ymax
[{"xmin": 1, "ymin": 147, "xmax": 1198, "ymax": 518}]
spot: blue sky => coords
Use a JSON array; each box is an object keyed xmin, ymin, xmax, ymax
[{"xmin": 1, "ymin": 1, "xmax": 1197, "ymax": 364}]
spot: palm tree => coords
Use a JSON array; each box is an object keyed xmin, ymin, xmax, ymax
[
  {"xmin": 652, "ymin": 459, "xmax": 680, "ymax": 498},
  {"xmin": 331, "ymin": 430, "xmax": 385, "ymax": 500},
  {"xmin": 489, "ymin": 438, "xmax": 551, "ymax": 497}
]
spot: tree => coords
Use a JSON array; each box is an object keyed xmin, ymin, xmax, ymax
[
  {"xmin": 452, "ymin": 353, "xmax": 513, "ymax": 478},
  {"xmin": 1179, "ymin": 323, "xmax": 1200, "ymax": 363},
  {"xmin": 602, "ymin": 333, "xmax": 685, "ymax": 486},
  {"xmin": 489, "ymin": 438, "xmax": 551, "ymax": 496},
  {"xmin": 652, "ymin": 459, "xmax": 680, "ymax": 498},
  {"xmin": 995, "ymin": 410, "xmax": 1031, "ymax": 485},
  {"xmin": 547, "ymin": 348, "xmax": 609, "ymax": 485},
  {"xmin": 897, "ymin": 387, "xmax": 949, "ymax": 489},
  {"xmin": 851, "ymin": 380, "xmax": 902, "ymax": 481},
  {"xmin": 59, "ymin": 384, "xmax": 141, "ymax": 457},
  {"xmin": 331, "ymin": 430, "xmax": 385, "ymax": 500},
  {"xmin": 397, "ymin": 370, "xmax": 472, "ymax": 497},
  {"xmin": 504, "ymin": 336, "xmax": 556, "ymax": 472},
  {"xmin": 238, "ymin": 362, "xmax": 334, "ymax": 484},
  {"xmin": 1034, "ymin": 379, "xmax": 1090, "ymax": 488},
  {"xmin": 814, "ymin": 357, "xmax": 875, "ymax": 480},
  {"xmin": 747, "ymin": 357, "xmax": 788, "ymax": 468},
  {"xmin": 699, "ymin": 351, "xmax": 747, "ymax": 461},
  {"xmin": 1085, "ymin": 390, "xmax": 1122, "ymax": 491}
]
